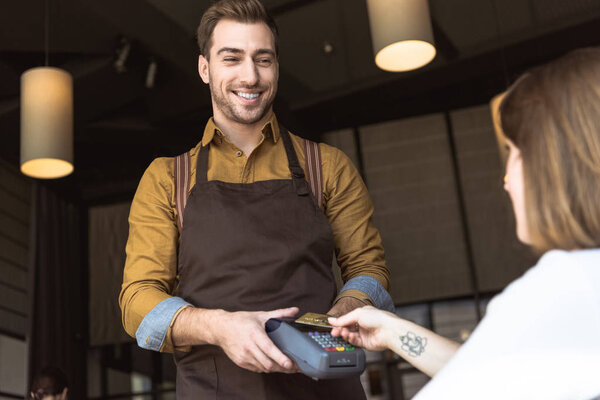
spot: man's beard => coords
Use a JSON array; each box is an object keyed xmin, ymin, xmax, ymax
[{"xmin": 209, "ymin": 81, "xmax": 275, "ymax": 125}]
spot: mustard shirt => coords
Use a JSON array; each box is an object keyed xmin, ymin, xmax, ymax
[{"xmin": 120, "ymin": 114, "xmax": 390, "ymax": 352}]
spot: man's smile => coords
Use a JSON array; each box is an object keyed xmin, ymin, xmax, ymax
[{"xmin": 234, "ymin": 90, "xmax": 262, "ymax": 102}]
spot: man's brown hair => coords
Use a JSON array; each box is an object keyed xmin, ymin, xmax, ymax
[
  {"xmin": 197, "ymin": 0, "xmax": 279, "ymax": 59},
  {"xmin": 500, "ymin": 47, "xmax": 600, "ymax": 253}
]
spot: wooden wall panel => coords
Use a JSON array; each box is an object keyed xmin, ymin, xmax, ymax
[
  {"xmin": 0, "ymin": 285, "xmax": 27, "ymax": 316},
  {"xmin": 0, "ymin": 188, "xmax": 29, "ymax": 226},
  {"xmin": 0, "ymin": 235, "xmax": 27, "ymax": 269},
  {"xmin": 0, "ymin": 211, "xmax": 28, "ymax": 246},
  {"xmin": 0, "ymin": 159, "xmax": 30, "ymax": 337},
  {"xmin": 0, "ymin": 259, "xmax": 27, "ymax": 290},
  {"xmin": 88, "ymin": 202, "xmax": 133, "ymax": 346},
  {"xmin": 360, "ymin": 115, "xmax": 473, "ymax": 304}
]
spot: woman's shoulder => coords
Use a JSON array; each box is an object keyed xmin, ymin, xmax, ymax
[
  {"xmin": 486, "ymin": 248, "xmax": 600, "ymax": 317},
  {"xmin": 533, "ymin": 248, "xmax": 600, "ymax": 283}
]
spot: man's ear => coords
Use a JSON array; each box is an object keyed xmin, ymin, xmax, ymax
[
  {"xmin": 198, "ymin": 55, "xmax": 210, "ymax": 84},
  {"xmin": 60, "ymin": 387, "xmax": 68, "ymax": 400}
]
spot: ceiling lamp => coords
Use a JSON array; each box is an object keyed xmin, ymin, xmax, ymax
[
  {"xmin": 20, "ymin": 0, "xmax": 73, "ymax": 179},
  {"xmin": 366, "ymin": 0, "xmax": 437, "ymax": 72},
  {"xmin": 21, "ymin": 68, "xmax": 73, "ymax": 179}
]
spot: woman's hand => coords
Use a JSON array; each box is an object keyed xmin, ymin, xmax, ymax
[{"xmin": 329, "ymin": 305, "xmax": 396, "ymax": 351}]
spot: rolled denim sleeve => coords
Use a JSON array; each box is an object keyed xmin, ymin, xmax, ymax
[
  {"xmin": 339, "ymin": 276, "xmax": 395, "ymax": 312},
  {"xmin": 135, "ymin": 297, "xmax": 192, "ymax": 351}
]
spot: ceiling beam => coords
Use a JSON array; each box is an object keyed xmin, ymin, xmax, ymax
[
  {"xmin": 268, "ymin": 0, "xmax": 323, "ymax": 16},
  {"xmin": 431, "ymin": 18, "xmax": 460, "ymax": 61}
]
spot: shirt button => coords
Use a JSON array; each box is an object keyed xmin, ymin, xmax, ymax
[{"xmin": 236, "ymin": 151, "xmax": 243, "ymax": 157}]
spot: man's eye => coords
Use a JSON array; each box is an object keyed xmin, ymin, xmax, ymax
[
  {"xmin": 257, "ymin": 59, "xmax": 272, "ymax": 65},
  {"xmin": 224, "ymin": 58, "xmax": 238, "ymax": 62}
]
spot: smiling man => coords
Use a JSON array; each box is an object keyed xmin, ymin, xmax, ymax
[{"xmin": 119, "ymin": 0, "xmax": 393, "ymax": 398}]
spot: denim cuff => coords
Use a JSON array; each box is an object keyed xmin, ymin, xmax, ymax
[
  {"xmin": 340, "ymin": 276, "xmax": 395, "ymax": 313},
  {"xmin": 135, "ymin": 297, "xmax": 192, "ymax": 351}
]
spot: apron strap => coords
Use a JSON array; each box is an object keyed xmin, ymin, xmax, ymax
[
  {"xmin": 279, "ymin": 123, "xmax": 310, "ymax": 196},
  {"xmin": 174, "ymin": 151, "xmax": 191, "ymax": 231},
  {"xmin": 303, "ymin": 139, "xmax": 323, "ymax": 209},
  {"xmin": 197, "ymin": 143, "xmax": 210, "ymax": 185}
]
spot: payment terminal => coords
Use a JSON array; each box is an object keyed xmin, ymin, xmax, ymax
[{"xmin": 265, "ymin": 318, "xmax": 366, "ymax": 380}]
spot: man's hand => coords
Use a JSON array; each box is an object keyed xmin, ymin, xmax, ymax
[
  {"xmin": 327, "ymin": 296, "xmax": 368, "ymax": 318},
  {"xmin": 214, "ymin": 307, "xmax": 301, "ymax": 373},
  {"xmin": 172, "ymin": 306, "xmax": 299, "ymax": 374}
]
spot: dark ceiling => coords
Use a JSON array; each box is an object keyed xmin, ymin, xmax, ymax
[{"xmin": 1, "ymin": 0, "xmax": 600, "ymax": 204}]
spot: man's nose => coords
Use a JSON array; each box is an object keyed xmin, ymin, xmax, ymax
[{"xmin": 240, "ymin": 59, "xmax": 259, "ymax": 86}]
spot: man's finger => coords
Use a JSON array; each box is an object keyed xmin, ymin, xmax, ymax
[
  {"xmin": 249, "ymin": 343, "xmax": 276, "ymax": 373},
  {"xmin": 256, "ymin": 332, "xmax": 293, "ymax": 370},
  {"xmin": 266, "ymin": 306, "xmax": 299, "ymax": 320}
]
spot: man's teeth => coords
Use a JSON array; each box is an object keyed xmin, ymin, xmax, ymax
[{"xmin": 236, "ymin": 92, "xmax": 260, "ymax": 99}]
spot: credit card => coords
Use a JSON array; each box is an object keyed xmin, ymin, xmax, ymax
[{"xmin": 295, "ymin": 312, "xmax": 333, "ymax": 328}]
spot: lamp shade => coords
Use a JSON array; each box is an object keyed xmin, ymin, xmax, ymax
[
  {"xmin": 366, "ymin": 0, "xmax": 436, "ymax": 72},
  {"xmin": 20, "ymin": 67, "xmax": 74, "ymax": 179}
]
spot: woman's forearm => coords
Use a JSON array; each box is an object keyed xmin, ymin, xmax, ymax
[{"xmin": 384, "ymin": 317, "xmax": 460, "ymax": 377}]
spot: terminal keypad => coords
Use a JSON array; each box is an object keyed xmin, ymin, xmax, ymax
[{"xmin": 307, "ymin": 331, "xmax": 356, "ymax": 352}]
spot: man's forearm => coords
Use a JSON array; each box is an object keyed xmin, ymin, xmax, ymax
[{"xmin": 171, "ymin": 306, "xmax": 226, "ymax": 347}]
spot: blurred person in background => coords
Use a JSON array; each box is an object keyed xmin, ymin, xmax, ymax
[{"xmin": 29, "ymin": 366, "xmax": 68, "ymax": 400}]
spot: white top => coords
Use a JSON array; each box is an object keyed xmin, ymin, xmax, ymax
[{"xmin": 414, "ymin": 249, "xmax": 600, "ymax": 400}]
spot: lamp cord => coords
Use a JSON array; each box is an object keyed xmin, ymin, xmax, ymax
[
  {"xmin": 490, "ymin": 0, "xmax": 510, "ymax": 87},
  {"xmin": 44, "ymin": 0, "xmax": 49, "ymax": 66}
]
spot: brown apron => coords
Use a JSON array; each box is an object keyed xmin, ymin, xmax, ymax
[{"xmin": 174, "ymin": 125, "xmax": 367, "ymax": 400}]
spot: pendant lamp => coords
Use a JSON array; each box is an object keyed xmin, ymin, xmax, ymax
[
  {"xmin": 366, "ymin": 0, "xmax": 437, "ymax": 72},
  {"xmin": 20, "ymin": 0, "xmax": 73, "ymax": 179}
]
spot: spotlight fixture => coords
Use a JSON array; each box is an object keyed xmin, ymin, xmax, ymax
[
  {"xmin": 114, "ymin": 37, "xmax": 131, "ymax": 74},
  {"xmin": 145, "ymin": 59, "xmax": 158, "ymax": 89},
  {"xmin": 323, "ymin": 41, "xmax": 334, "ymax": 55}
]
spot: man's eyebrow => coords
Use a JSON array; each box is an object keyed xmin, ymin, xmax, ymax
[
  {"xmin": 254, "ymin": 49, "xmax": 276, "ymax": 57},
  {"xmin": 217, "ymin": 47, "xmax": 244, "ymax": 55}
]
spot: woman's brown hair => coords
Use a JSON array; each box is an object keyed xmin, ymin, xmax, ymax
[
  {"xmin": 197, "ymin": 0, "xmax": 279, "ymax": 59},
  {"xmin": 500, "ymin": 47, "xmax": 600, "ymax": 253}
]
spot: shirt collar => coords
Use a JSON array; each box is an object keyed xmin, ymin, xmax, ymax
[{"xmin": 201, "ymin": 114, "xmax": 280, "ymax": 147}]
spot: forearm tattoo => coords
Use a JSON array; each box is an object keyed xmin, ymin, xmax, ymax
[{"xmin": 399, "ymin": 332, "xmax": 427, "ymax": 357}]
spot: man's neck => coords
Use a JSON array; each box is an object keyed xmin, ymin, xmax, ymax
[{"xmin": 213, "ymin": 111, "xmax": 272, "ymax": 156}]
